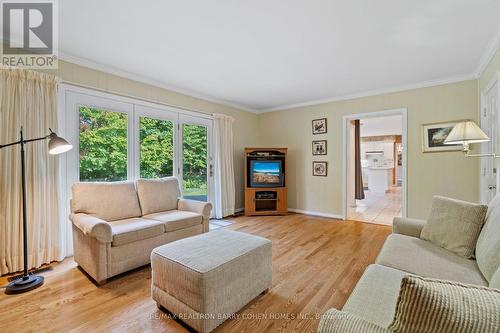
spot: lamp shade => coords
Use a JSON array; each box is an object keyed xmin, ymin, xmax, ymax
[
  {"xmin": 444, "ymin": 120, "xmax": 490, "ymax": 145},
  {"xmin": 48, "ymin": 133, "xmax": 73, "ymax": 155}
]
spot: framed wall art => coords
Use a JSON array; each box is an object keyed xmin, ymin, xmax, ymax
[
  {"xmin": 422, "ymin": 120, "xmax": 463, "ymax": 153},
  {"xmin": 313, "ymin": 161, "xmax": 328, "ymax": 176},
  {"xmin": 312, "ymin": 140, "xmax": 327, "ymax": 155},
  {"xmin": 312, "ymin": 118, "xmax": 327, "ymax": 134}
]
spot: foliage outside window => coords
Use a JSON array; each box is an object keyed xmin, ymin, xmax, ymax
[
  {"xmin": 140, "ymin": 117, "xmax": 174, "ymax": 178},
  {"xmin": 79, "ymin": 107, "xmax": 209, "ymax": 201},
  {"xmin": 79, "ymin": 107, "xmax": 128, "ymax": 182},
  {"xmin": 183, "ymin": 124, "xmax": 208, "ymax": 200}
]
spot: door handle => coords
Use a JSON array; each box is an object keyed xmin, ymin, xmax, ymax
[
  {"xmin": 209, "ymin": 164, "xmax": 214, "ymax": 177},
  {"xmin": 488, "ymin": 185, "xmax": 497, "ymax": 190}
]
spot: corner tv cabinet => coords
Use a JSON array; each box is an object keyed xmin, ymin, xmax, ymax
[{"xmin": 244, "ymin": 148, "xmax": 288, "ymax": 216}]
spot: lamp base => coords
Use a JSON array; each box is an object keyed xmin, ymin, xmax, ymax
[{"xmin": 5, "ymin": 274, "xmax": 44, "ymax": 294}]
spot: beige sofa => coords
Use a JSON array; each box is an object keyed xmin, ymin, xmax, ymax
[
  {"xmin": 70, "ymin": 177, "xmax": 212, "ymax": 284},
  {"xmin": 318, "ymin": 195, "xmax": 500, "ymax": 332}
]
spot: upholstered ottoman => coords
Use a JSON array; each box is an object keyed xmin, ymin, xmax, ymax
[{"xmin": 151, "ymin": 229, "xmax": 272, "ymax": 333}]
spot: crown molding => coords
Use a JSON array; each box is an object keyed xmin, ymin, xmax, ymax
[
  {"xmin": 57, "ymin": 52, "xmax": 259, "ymax": 114},
  {"xmin": 474, "ymin": 26, "xmax": 500, "ymax": 78},
  {"xmin": 4, "ymin": 30, "xmax": 500, "ymax": 115},
  {"xmin": 256, "ymin": 74, "xmax": 475, "ymax": 113}
]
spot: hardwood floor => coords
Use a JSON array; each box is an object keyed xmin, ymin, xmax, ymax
[{"xmin": 0, "ymin": 214, "xmax": 391, "ymax": 333}]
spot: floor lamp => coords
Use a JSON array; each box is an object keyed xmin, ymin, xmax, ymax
[{"xmin": 0, "ymin": 127, "xmax": 72, "ymax": 294}]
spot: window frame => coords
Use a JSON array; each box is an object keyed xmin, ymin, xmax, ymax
[{"xmin": 66, "ymin": 90, "xmax": 135, "ymax": 185}]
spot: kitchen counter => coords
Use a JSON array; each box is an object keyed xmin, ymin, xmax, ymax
[{"xmin": 366, "ymin": 167, "xmax": 392, "ymax": 193}]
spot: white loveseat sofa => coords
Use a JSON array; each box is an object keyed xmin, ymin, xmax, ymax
[
  {"xmin": 70, "ymin": 177, "xmax": 212, "ymax": 284},
  {"xmin": 318, "ymin": 195, "xmax": 500, "ymax": 332}
]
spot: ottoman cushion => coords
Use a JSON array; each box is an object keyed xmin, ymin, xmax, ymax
[{"xmin": 151, "ymin": 229, "xmax": 272, "ymax": 332}]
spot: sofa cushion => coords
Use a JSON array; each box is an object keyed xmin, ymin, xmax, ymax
[
  {"xmin": 72, "ymin": 181, "xmax": 142, "ymax": 221},
  {"xmin": 420, "ymin": 196, "xmax": 487, "ymax": 258},
  {"xmin": 343, "ymin": 264, "xmax": 409, "ymax": 328},
  {"xmin": 136, "ymin": 177, "xmax": 181, "ymax": 215},
  {"xmin": 109, "ymin": 218, "xmax": 165, "ymax": 246},
  {"xmin": 376, "ymin": 234, "xmax": 488, "ymax": 286},
  {"xmin": 388, "ymin": 276, "xmax": 500, "ymax": 333},
  {"xmin": 144, "ymin": 210, "xmax": 202, "ymax": 232},
  {"xmin": 490, "ymin": 266, "xmax": 500, "ymax": 289},
  {"xmin": 476, "ymin": 193, "xmax": 500, "ymax": 282}
]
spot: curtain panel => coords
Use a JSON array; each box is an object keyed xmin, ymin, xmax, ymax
[
  {"xmin": 354, "ymin": 119, "xmax": 365, "ymax": 200},
  {"xmin": 0, "ymin": 67, "xmax": 62, "ymax": 275},
  {"xmin": 213, "ymin": 113, "xmax": 236, "ymax": 218}
]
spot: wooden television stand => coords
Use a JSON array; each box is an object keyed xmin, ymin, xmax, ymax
[{"xmin": 244, "ymin": 148, "xmax": 288, "ymax": 216}]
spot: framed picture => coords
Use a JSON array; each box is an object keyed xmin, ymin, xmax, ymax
[
  {"xmin": 312, "ymin": 140, "xmax": 327, "ymax": 155},
  {"xmin": 313, "ymin": 161, "xmax": 328, "ymax": 176},
  {"xmin": 312, "ymin": 118, "xmax": 327, "ymax": 134},
  {"xmin": 422, "ymin": 120, "xmax": 463, "ymax": 153}
]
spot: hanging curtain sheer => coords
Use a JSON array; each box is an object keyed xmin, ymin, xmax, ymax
[
  {"xmin": 0, "ymin": 67, "xmax": 63, "ymax": 275},
  {"xmin": 354, "ymin": 119, "xmax": 365, "ymax": 200},
  {"xmin": 213, "ymin": 113, "xmax": 236, "ymax": 218}
]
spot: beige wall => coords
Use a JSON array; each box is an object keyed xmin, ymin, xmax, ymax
[
  {"xmin": 39, "ymin": 52, "xmax": 500, "ymax": 218},
  {"xmin": 257, "ymin": 80, "xmax": 480, "ymax": 219},
  {"xmin": 44, "ymin": 61, "xmax": 260, "ymax": 210}
]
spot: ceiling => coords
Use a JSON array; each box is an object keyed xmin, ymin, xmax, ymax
[
  {"xmin": 360, "ymin": 116, "xmax": 402, "ymax": 137},
  {"xmin": 59, "ymin": 0, "xmax": 500, "ymax": 113}
]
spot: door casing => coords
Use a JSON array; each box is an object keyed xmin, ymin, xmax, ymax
[{"xmin": 480, "ymin": 71, "xmax": 500, "ymax": 204}]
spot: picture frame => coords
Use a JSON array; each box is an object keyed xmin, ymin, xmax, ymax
[
  {"xmin": 312, "ymin": 140, "xmax": 327, "ymax": 155},
  {"xmin": 312, "ymin": 118, "xmax": 327, "ymax": 134},
  {"xmin": 312, "ymin": 161, "xmax": 328, "ymax": 176},
  {"xmin": 421, "ymin": 120, "xmax": 463, "ymax": 153}
]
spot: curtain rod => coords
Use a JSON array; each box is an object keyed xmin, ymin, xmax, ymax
[{"xmin": 59, "ymin": 80, "xmax": 214, "ymax": 119}]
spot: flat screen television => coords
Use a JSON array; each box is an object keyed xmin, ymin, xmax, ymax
[{"xmin": 249, "ymin": 160, "xmax": 284, "ymax": 187}]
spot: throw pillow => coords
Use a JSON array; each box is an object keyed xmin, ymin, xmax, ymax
[
  {"xmin": 389, "ymin": 276, "xmax": 500, "ymax": 333},
  {"xmin": 420, "ymin": 196, "xmax": 487, "ymax": 258}
]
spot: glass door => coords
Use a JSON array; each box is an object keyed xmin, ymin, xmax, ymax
[{"xmin": 179, "ymin": 114, "xmax": 213, "ymax": 202}]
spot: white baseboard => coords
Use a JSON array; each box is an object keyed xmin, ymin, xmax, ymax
[
  {"xmin": 232, "ymin": 207, "xmax": 343, "ymax": 220},
  {"xmin": 287, "ymin": 208, "xmax": 344, "ymax": 220}
]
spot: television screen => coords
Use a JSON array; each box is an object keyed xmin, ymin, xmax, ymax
[{"xmin": 250, "ymin": 160, "xmax": 283, "ymax": 187}]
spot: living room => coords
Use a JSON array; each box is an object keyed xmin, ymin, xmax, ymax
[{"xmin": 1, "ymin": 1, "xmax": 500, "ymax": 332}]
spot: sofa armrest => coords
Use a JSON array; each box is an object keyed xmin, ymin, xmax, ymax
[
  {"xmin": 178, "ymin": 199, "xmax": 213, "ymax": 232},
  {"xmin": 178, "ymin": 199, "xmax": 213, "ymax": 219},
  {"xmin": 392, "ymin": 217, "xmax": 426, "ymax": 238},
  {"xmin": 318, "ymin": 309, "xmax": 390, "ymax": 333},
  {"xmin": 70, "ymin": 213, "xmax": 112, "ymax": 243}
]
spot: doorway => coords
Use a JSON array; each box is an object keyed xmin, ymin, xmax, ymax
[{"xmin": 342, "ymin": 109, "xmax": 407, "ymax": 225}]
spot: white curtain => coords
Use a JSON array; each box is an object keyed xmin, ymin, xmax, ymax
[
  {"xmin": 213, "ymin": 113, "xmax": 236, "ymax": 218},
  {"xmin": 0, "ymin": 67, "xmax": 63, "ymax": 275}
]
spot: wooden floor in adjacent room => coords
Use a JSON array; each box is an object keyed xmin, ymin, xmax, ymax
[{"xmin": 0, "ymin": 214, "xmax": 391, "ymax": 333}]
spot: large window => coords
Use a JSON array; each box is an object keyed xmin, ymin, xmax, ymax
[
  {"xmin": 66, "ymin": 89, "xmax": 213, "ymax": 205},
  {"xmin": 79, "ymin": 106, "xmax": 128, "ymax": 182},
  {"xmin": 139, "ymin": 116, "xmax": 174, "ymax": 178}
]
